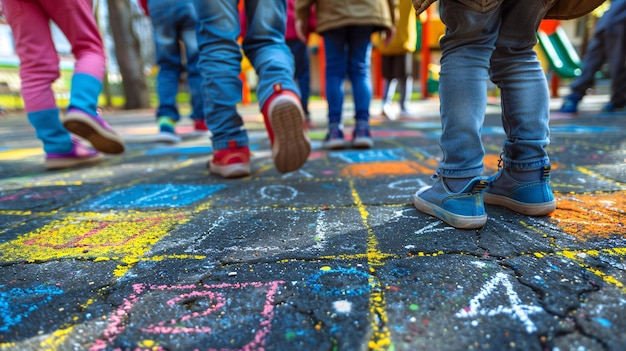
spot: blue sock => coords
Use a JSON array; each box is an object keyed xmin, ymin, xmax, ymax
[
  {"xmin": 68, "ymin": 73, "xmax": 102, "ymax": 117},
  {"xmin": 27, "ymin": 108, "xmax": 72, "ymax": 154}
]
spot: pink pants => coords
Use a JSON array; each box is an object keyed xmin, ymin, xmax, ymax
[{"xmin": 1, "ymin": 0, "xmax": 105, "ymax": 112}]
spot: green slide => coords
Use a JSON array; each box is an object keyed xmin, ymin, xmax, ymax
[{"xmin": 537, "ymin": 27, "xmax": 582, "ymax": 79}]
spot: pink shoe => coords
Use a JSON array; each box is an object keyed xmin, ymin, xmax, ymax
[
  {"xmin": 44, "ymin": 138, "xmax": 103, "ymax": 170},
  {"xmin": 261, "ymin": 84, "xmax": 310, "ymax": 173},
  {"xmin": 62, "ymin": 109, "xmax": 125, "ymax": 154},
  {"xmin": 208, "ymin": 140, "xmax": 251, "ymax": 178}
]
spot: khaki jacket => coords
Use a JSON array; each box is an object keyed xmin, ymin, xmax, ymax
[
  {"xmin": 295, "ymin": 0, "xmax": 398, "ymax": 34},
  {"xmin": 411, "ymin": 0, "xmax": 606, "ymax": 20}
]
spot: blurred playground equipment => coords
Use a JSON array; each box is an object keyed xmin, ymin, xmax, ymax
[{"xmin": 536, "ymin": 19, "xmax": 582, "ymax": 96}]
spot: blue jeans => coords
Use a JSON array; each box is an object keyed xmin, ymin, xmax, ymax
[
  {"xmin": 193, "ymin": 0, "xmax": 298, "ymax": 149},
  {"xmin": 322, "ymin": 26, "xmax": 374, "ymax": 126},
  {"xmin": 287, "ymin": 38, "xmax": 310, "ymax": 116},
  {"xmin": 149, "ymin": 0, "xmax": 203, "ymax": 121},
  {"xmin": 437, "ymin": 0, "xmax": 555, "ymax": 177}
]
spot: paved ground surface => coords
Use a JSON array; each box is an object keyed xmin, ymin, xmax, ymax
[{"xmin": 0, "ymin": 92, "xmax": 624, "ymax": 351}]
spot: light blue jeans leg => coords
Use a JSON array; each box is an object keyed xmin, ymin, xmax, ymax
[
  {"xmin": 241, "ymin": 0, "xmax": 298, "ymax": 107},
  {"xmin": 437, "ymin": 0, "xmax": 552, "ymax": 177},
  {"xmin": 149, "ymin": 0, "xmax": 183, "ymax": 121},
  {"xmin": 193, "ymin": 0, "xmax": 247, "ymax": 149},
  {"xmin": 490, "ymin": 0, "xmax": 552, "ymax": 171}
]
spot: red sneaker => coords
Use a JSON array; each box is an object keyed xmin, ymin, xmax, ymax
[
  {"xmin": 208, "ymin": 140, "xmax": 251, "ymax": 178},
  {"xmin": 193, "ymin": 119, "xmax": 210, "ymax": 134},
  {"xmin": 261, "ymin": 84, "xmax": 311, "ymax": 173}
]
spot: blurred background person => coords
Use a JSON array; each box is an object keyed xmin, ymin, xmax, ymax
[
  {"xmin": 139, "ymin": 0, "xmax": 208, "ymax": 144},
  {"xmin": 295, "ymin": 0, "xmax": 397, "ymax": 150},
  {"xmin": 558, "ymin": 0, "xmax": 626, "ymax": 113},
  {"xmin": 377, "ymin": 0, "xmax": 417, "ymax": 120}
]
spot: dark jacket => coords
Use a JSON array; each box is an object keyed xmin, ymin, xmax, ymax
[{"xmin": 411, "ymin": 0, "xmax": 607, "ymax": 20}]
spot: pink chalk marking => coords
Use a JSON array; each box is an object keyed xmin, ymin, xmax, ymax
[
  {"xmin": 90, "ymin": 281, "xmax": 285, "ymax": 351},
  {"xmin": 23, "ymin": 215, "xmax": 185, "ymax": 249},
  {"xmin": 140, "ymin": 291, "xmax": 226, "ymax": 334},
  {"xmin": 0, "ymin": 189, "xmax": 68, "ymax": 202}
]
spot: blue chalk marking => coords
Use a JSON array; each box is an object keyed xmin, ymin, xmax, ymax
[
  {"xmin": 0, "ymin": 284, "xmax": 64, "ymax": 332},
  {"xmin": 592, "ymin": 317, "xmax": 612, "ymax": 328},
  {"xmin": 145, "ymin": 146, "xmax": 213, "ymax": 156},
  {"xmin": 329, "ymin": 149, "xmax": 405, "ymax": 163},
  {"xmin": 481, "ymin": 126, "xmax": 507, "ymax": 135},
  {"xmin": 550, "ymin": 126, "xmax": 618, "ymax": 134},
  {"xmin": 307, "ymin": 267, "xmax": 371, "ymax": 297},
  {"xmin": 390, "ymin": 267, "xmax": 412, "ymax": 278},
  {"xmin": 87, "ymin": 184, "xmax": 227, "ymax": 209}
]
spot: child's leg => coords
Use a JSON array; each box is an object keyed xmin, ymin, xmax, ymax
[
  {"xmin": 437, "ymin": 0, "xmax": 498, "ymax": 179},
  {"xmin": 490, "ymin": 0, "xmax": 551, "ymax": 171},
  {"xmin": 41, "ymin": 0, "xmax": 124, "ymax": 154},
  {"xmin": 44, "ymin": 0, "xmax": 105, "ymax": 117},
  {"xmin": 241, "ymin": 0, "xmax": 299, "ymax": 106},
  {"xmin": 193, "ymin": 0, "xmax": 247, "ymax": 150},
  {"xmin": 322, "ymin": 28, "xmax": 348, "ymax": 127},
  {"xmin": 605, "ymin": 21, "xmax": 626, "ymax": 107},
  {"xmin": 244, "ymin": 0, "xmax": 310, "ymax": 173},
  {"xmin": 2, "ymin": 0, "xmax": 71, "ymax": 154},
  {"xmin": 346, "ymin": 25, "xmax": 374, "ymax": 125},
  {"xmin": 484, "ymin": 0, "xmax": 555, "ymax": 215}
]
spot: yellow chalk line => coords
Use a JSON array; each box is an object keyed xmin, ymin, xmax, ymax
[
  {"xmin": 349, "ymin": 180, "xmax": 391, "ymax": 350},
  {"xmin": 520, "ymin": 218, "xmax": 626, "ymax": 292},
  {"xmin": 575, "ymin": 166, "xmax": 626, "ymax": 187},
  {"xmin": 558, "ymin": 248, "xmax": 626, "ymax": 293}
]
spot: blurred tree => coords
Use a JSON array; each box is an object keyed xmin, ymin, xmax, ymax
[{"xmin": 106, "ymin": 0, "xmax": 150, "ymax": 109}]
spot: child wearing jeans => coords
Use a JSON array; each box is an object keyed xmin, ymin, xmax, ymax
[
  {"xmin": 410, "ymin": 0, "xmax": 604, "ymax": 229},
  {"xmin": 295, "ymin": 0, "xmax": 396, "ymax": 150},
  {"xmin": 192, "ymin": 0, "xmax": 311, "ymax": 179},
  {"xmin": 2, "ymin": 0, "xmax": 125, "ymax": 170}
]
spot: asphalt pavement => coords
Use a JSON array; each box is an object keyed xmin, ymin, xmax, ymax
[{"xmin": 0, "ymin": 93, "xmax": 625, "ymax": 351}]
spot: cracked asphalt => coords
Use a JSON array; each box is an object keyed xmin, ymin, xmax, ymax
[{"xmin": 0, "ymin": 93, "xmax": 625, "ymax": 351}]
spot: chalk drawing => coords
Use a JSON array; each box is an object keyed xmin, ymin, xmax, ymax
[
  {"xmin": 90, "ymin": 281, "xmax": 284, "ymax": 351},
  {"xmin": 0, "ymin": 213, "xmax": 186, "ymax": 266},
  {"xmin": 340, "ymin": 161, "xmax": 432, "ymax": 178},
  {"xmin": 329, "ymin": 149, "xmax": 405, "ymax": 163},
  {"xmin": 0, "ymin": 284, "xmax": 64, "ymax": 332},
  {"xmin": 307, "ymin": 267, "xmax": 371, "ymax": 297},
  {"xmin": 144, "ymin": 146, "xmax": 213, "ymax": 156},
  {"xmin": 550, "ymin": 126, "xmax": 619, "ymax": 134},
  {"xmin": 551, "ymin": 192, "xmax": 626, "ymax": 240},
  {"xmin": 259, "ymin": 185, "xmax": 298, "ymax": 201},
  {"xmin": 0, "ymin": 189, "xmax": 69, "ymax": 202},
  {"xmin": 455, "ymin": 272, "xmax": 543, "ymax": 333},
  {"xmin": 312, "ymin": 210, "xmax": 328, "ymax": 250},
  {"xmin": 86, "ymin": 184, "xmax": 226, "ymax": 209}
]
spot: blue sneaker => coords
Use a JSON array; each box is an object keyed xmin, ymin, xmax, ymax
[
  {"xmin": 413, "ymin": 175, "xmax": 489, "ymax": 229},
  {"xmin": 483, "ymin": 165, "xmax": 556, "ymax": 216},
  {"xmin": 323, "ymin": 126, "xmax": 346, "ymax": 150},
  {"xmin": 352, "ymin": 122, "xmax": 374, "ymax": 149},
  {"xmin": 601, "ymin": 102, "xmax": 625, "ymax": 112},
  {"xmin": 557, "ymin": 93, "xmax": 581, "ymax": 113}
]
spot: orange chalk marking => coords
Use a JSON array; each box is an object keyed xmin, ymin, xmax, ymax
[
  {"xmin": 551, "ymin": 191, "xmax": 626, "ymax": 241},
  {"xmin": 340, "ymin": 161, "xmax": 432, "ymax": 178}
]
